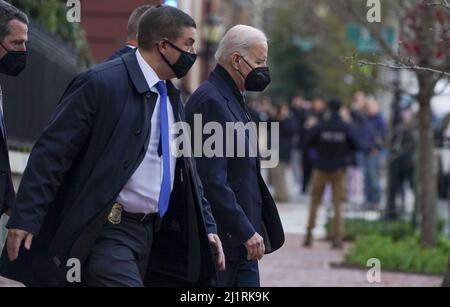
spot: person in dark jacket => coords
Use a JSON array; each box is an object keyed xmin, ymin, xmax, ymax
[
  {"xmin": 304, "ymin": 98, "xmax": 358, "ymax": 248},
  {"xmin": 0, "ymin": 5, "xmax": 224, "ymax": 287},
  {"xmin": 363, "ymin": 99, "xmax": 386, "ymax": 209},
  {"xmin": 104, "ymin": 5, "xmax": 153, "ymax": 62},
  {"xmin": 386, "ymin": 108, "xmax": 415, "ymax": 220},
  {"xmin": 0, "ymin": 2, "xmax": 28, "ymax": 252},
  {"xmin": 301, "ymin": 96, "xmax": 326, "ymax": 193},
  {"xmin": 269, "ymin": 103, "xmax": 297, "ymax": 202},
  {"xmin": 186, "ymin": 25, "xmax": 284, "ymax": 287},
  {"xmin": 290, "ymin": 95, "xmax": 308, "ymax": 192}
]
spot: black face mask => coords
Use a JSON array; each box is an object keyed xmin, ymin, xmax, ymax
[
  {"xmin": 239, "ymin": 56, "xmax": 271, "ymax": 92},
  {"xmin": 158, "ymin": 40, "xmax": 197, "ymax": 79},
  {"xmin": 0, "ymin": 43, "xmax": 26, "ymax": 76}
]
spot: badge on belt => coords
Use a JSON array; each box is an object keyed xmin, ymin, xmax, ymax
[{"xmin": 108, "ymin": 203, "xmax": 123, "ymax": 225}]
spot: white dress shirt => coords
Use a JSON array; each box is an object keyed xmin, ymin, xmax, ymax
[{"xmin": 116, "ymin": 50, "xmax": 176, "ymax": 214}]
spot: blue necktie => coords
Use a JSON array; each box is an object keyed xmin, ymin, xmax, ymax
[{"xmin": 155, "ymin": 81, "xmax": 171, "ymax": 218}]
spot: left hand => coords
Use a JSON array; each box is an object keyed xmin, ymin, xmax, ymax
[{"xmin": 208, "ymin": 233, "xmax": 225, "ymax": 271}]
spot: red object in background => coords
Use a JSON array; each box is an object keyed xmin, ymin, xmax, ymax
[
  {"xmin": 81, "ymin": 0, "xmax": 163, "ymax": 63},
  {"xmin": 400, "ymin": 4, "xmax": 450, "ymax": 64}
]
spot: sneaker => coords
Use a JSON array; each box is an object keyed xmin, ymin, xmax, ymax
[{"xmin": 331, "ymin": 238, "xmax": 343, "ymax": 249}]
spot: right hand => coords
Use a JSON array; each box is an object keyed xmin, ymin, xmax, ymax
[
  {"xmin": 6, "ymin": 229, "xmax": 33, "ymax": 262},
  {"xmin": 305, "ymin": 117, "xmax": 318, "ymax": 129},
  {"xmin": 244, "ymin": 232, "xmax": 265, "ymax": 261}
]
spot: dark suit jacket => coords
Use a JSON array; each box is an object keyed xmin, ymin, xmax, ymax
[
  {"xmin": 306, "ymin": 112, "xmax": 359, "ymax": 172},
  {"xmin": 185, "ymin": 65, "xmax": 284, "ymax": 261},
  {"xmin": 0, "ymin": 52, "xmax": 218, "ymax": 286},
  {"xmin": 104, "ymin": 46, "xmax": 135, "ymax": 62},
  {"xmin": 0, "ymin": 122, "xmax": 15, "ymax": 215}
]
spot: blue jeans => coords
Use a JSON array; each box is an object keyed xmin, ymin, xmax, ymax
[{"xmin": 358, "ymin": 152, "xmax": 381, "ymax": 205}]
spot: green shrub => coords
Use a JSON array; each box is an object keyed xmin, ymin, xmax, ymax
[
  {"xmin": 326, "ymin": 218, "xmax": 445, "ymax": 241},
  {"xmin": 344, "ymin": 234, "xmax": 450, "ymax": 274}
]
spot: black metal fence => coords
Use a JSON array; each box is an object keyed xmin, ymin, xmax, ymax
[{"xmin": 0, "ymin": 21, "xmax": 80, "ymax": 150}]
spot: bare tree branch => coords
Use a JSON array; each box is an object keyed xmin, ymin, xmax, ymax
[
  {"xmin": 352, "ymin": 59, "xmax": 450, "ymax": 77},
  {"xmin": 425, "ymin": 0, "xmax": 450, "ymax": 13}
]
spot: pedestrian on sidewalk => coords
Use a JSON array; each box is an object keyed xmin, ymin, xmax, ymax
[
  {"xmin": 303, "ymin": 98, "xmax": 359, "ymax": 248},
  {"xmin": 186, "ymin": 25, "xmax": 285, "ymax": 287},
  {"xmin": 269, "ymin": 103, "xmax": 297, "ymax": 203},
  {"xmin": 0, "ymin": 1, "xmax": 28, "ymax": 253},
  {"xmin": 1, "ymin": 5, "xmax": 224, "ymax": 287},
  {"xmin": 104, "ymin": 4, "xmax": 153, "ymax": 62}
]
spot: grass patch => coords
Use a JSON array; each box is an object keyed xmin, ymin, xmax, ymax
[
  {"xmin": 326, "ymin": 218, "xmax": 445, "ymax": 241},
  {"xmin": 344, "ymin": 234, "xmax": 450, "ymax": 275}
]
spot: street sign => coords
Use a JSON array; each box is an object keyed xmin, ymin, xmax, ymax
[
  {"xmin": 293, "ymin": 36, "xmax": 314, "ymax": 52},
  {"xmin": 346, "ymin": 23, "xmax": 396, "ymax": 53}
]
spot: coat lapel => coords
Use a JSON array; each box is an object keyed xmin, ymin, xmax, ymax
[
  {"xmin": 208, "ymin": 68, "xmax": 252, "ymax": 151},
  {"xmin": 208, "ymin": 70, "xmax": 248, "ymax": 123},
  {"xmin": 122, "ymin": 52, "xmax": 184, "ymax": 151}
]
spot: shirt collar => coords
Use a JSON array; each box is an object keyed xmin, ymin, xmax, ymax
[
  {"xmin": 136, "ymin": 49, "xmax": 163, "ymax": 90},
  {"xmin": 215, "ymin": 64, "xmax": 245, "ymax": 103}
]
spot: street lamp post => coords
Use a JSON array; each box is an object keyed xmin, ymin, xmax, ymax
[{"xmin": 200, "ymin": 0, "xmax": 224, "ymax": 81}]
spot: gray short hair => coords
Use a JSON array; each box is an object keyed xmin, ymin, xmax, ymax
[
  {"xmin": 127, "ymin": 5, "xmax": 153, "ymax": 39},
  {"xmin": 0, "ymin": 1, "xmax": 28, "ymax": 42},
  {"xmin": 215, "ymin": 25, "xmax": 267, "ymax": 63}
]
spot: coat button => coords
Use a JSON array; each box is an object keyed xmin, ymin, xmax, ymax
[
  {"xmin": 134, "ymin": 128, "xmax": 141, "ymax": 135},
  {"xmin": 123, "ymin": 161, "xmax": 130, "ymax": 169}
]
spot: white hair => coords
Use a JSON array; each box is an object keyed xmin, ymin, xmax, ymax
[{"xmin": 214, "ymin": 24, "xmax": 267, "ymax": 63}]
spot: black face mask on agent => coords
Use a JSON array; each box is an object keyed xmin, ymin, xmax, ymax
[
  {"xmin": 158, "ymin": 39, "xmax": 197, "ymax": 79},
  {"xmin": 238, "ymin": 56, "xmax": 271, "ymax": 92},
  {"xmin": 0, "ymin": 42, "xmax": 26, "ymax": 76}
]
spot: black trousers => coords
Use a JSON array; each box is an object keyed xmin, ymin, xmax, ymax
[
  {"xmin": 302, "ymin": 151, "xmax": 314, "ymax": 193},
  {"xmin": 83, "ymin": 217, "xmax": 154, "ymax": 287},
  {"xmin": 386, "ymin": 155, "xmax": 414, "ymax": 219},
  {"xmin": 218, "ymin": 260, "xmax": 260, "ymax": 287}
]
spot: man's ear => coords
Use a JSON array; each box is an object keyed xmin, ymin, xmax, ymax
[
  {"xmin": 231, "ymin": 53, "xmax": 241, "ymax": 71},
  {"xmin": 156, "ymin": 39, "xmax": 168, "ymax": 53}
]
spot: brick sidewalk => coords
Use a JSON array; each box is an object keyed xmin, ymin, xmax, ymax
[{"xmin": 259, "ymin": 234, "xmax": 443, "ymax": 287}]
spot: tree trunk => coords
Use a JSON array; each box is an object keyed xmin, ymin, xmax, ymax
[
  {"xmin": 443, "ymin": 257, "xmax": 450, "ymax": 287},
  {"xmin": 416, "ymin": 73, "xmax": 438, "ymax": 247}
]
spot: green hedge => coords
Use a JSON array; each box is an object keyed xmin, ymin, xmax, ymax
[
  {"xmin": 344, "ymin": 234, "xmax": 450, "ymax": 274},
  {"xmin": 325, "ymin": 218, "xmax": 445, "ymax": 241}
]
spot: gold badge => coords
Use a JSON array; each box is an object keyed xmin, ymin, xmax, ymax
[{"xmin": 108, "ymin": 203, "xmax": 123, "ymax": 225}]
